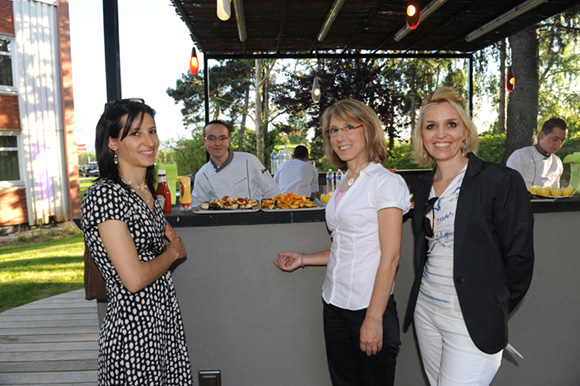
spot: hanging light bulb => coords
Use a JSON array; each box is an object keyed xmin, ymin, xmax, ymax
[
  {"xmin": 189, "ymin": 47, "xmax": 199, "ymax": 76},
  {"xmin": 506, "ymin": 66, "xmax": 515, "ymax": 93},
  {"xmin": 406, "ymin": 0, "xmax": 421, "ymax": 30},
  {"xmin": 311, "ymin": 76, "xmax": 321, "ymax": 104},
  {"xmin": 217, "ymin": 0, "xmax": 231, "ymax": 21}
]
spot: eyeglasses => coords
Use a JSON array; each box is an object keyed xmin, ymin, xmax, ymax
[
  {"xmin": 422, "ymin": 197, "xmax": 439, "ymax": 238},
  {"xmin": 103, "ymin": 98, "xmax": 145, "ymax": 118},
  {"xmin": 204, "ymin": 135, "xmax": 230, "ymax": 142},
  {"xmin": 326, "ymin": 124, "xmax": 363, "ymax": 137}
]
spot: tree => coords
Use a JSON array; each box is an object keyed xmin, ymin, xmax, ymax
[
  {"xmin": 504, "ymin": 25, "xmax": 540, "ymax": 163},
  {"xmin": 537, "ymin": 6, "xmax": 580, "ymax": 127},
  {"xmin": 166, "ymin": 59, "xmax": 253, "ymax": 129},
  {"xmin": 272, "ymin": 57, "xmax": 403, "ymax": 163}
]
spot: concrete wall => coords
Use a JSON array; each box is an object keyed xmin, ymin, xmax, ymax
[{"xmin": 172, "ymin": 211, "xmax": 580, "ymax": 385}]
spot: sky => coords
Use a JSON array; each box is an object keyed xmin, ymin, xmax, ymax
[{"xmin": 68, "ymin": 0, "xmax": 195, "ymax": 150}]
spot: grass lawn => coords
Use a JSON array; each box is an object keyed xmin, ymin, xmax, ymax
[
  {"xmin": 0, "ymin": 225, "xmax": 85, "ymax": 313},
  {"xmin": 0, "ymin": 178, "xmax": 95, "ymax": 314}
]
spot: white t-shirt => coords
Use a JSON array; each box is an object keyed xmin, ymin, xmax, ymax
[
  {"xmin": 323, "ymin": 163, "xmax": 411, "ymax": 310},
  {"xmin": 506, "ymin": 146, "xmax": 563, "ymax": 188},
  {"xmin": 191, "ymin": 152, "xmax": 280, "ymax": 207},
  {"xmin": 274, "ymin": 159, "xmax": 319, "ymax": 196},
  {"xmin": 418, "ymin": 166, "xmax": 466, "ymax": 318}
]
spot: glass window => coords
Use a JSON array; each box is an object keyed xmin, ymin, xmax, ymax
[
  {"xmin": 0, "ymin": 134, "xmax": 20, "ymax": 181},
  {"xmin": 0, "ymin": 37, "xmax": 14, "ymax": 88}
]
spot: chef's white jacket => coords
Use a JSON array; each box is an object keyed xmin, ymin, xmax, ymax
[
  {"xmin": 191, "ymin": 152, "xmax": 280, "ymax": 207},
  {"xmin": 506, "ymin": 146, "xmax": 563, "ymax": 188}
]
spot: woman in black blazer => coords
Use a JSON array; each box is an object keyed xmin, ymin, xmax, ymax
[{"xmin": 403, "ymin": 87, "xmax": 534, "ymax": 385}]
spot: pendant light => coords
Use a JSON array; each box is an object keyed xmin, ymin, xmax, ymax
[
  {"xmin": 406, "ymin": 0, "xmax": 421, "ymax": 30},
  {"xmin": 506, "ymin": 66, "xmax": 514, "ymax": 93},
  {"xmin": 217, "ymin": 0, "xmax": 231, "ymax": 21},
  {"xmin": 311, "ymin": 76, "xmax": 321, "ymax": 104},
  {"xmin": 189, "ymin": 47, "xmax": 199, "ymax": 76}
]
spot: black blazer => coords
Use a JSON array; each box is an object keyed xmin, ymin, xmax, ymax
[{"xmin": 403, "ymin": 153, "xmax": 534, "ymax": 354}]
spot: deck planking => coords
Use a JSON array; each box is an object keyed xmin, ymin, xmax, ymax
[{"xmin": 0, "ymin": 290, "xmax": 98, "ymax": 386}]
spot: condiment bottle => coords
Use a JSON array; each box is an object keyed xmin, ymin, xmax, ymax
[{"xmin": 156, "ymin": 169, "xmax": 172, "ymax": 214}]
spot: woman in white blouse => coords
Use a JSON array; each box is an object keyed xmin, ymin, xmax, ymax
[{"xmin": 275, "ymin": 99, "xmax": 411, "ymax": 386}]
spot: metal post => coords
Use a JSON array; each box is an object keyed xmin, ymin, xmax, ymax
[
  {"xmin": 103, "ymin": 0, "xmax": 122, "ymax": 101},
  {"xmin": 468, "ymin": 54, "xmax": 473, "ymax": 117},
  {"xmin": 204, "ymin": 55, "xmax": 209, "ymax": 124}
]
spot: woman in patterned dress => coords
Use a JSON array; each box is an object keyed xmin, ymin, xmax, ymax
[{"xmin": 81, "ymin": 99, "xmax": 193, "ymax": 385}]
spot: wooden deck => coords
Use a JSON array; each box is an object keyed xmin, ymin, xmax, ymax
[{"xmin": 0, "ymin": 289, "xmax": 99, "ymax": 386}]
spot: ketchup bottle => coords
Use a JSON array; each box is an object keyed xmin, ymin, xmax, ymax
[{"xmin": 156, "ymin": 169, "xmax": 172, "ymax": 214}]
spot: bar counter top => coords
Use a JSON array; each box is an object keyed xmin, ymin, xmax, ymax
[{"xmin": 167, "ymin": 195, "xmax": 580, "ymax": 227}]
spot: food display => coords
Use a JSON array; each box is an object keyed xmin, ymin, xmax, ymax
[
  {"xmin": 200, "ymin": 196, "xmax": 260, "ymax": 210},
  {"xmin": 529, "ymin": 185, "xmax": 575, "ymax": 197},
  {"xmin": 319, "ymin": 191, "xmax": 333, "ymax": 204},
  {"xmin": 262, "ymin": 192, "xmax": 318, "ymax": 209}
]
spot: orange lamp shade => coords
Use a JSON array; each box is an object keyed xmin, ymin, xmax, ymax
[
  {"xmin": 190, "ymin": 48, "xmax": 199, "ymax": 76},
  {"xmin": 506, "ymin": 66, "xmax": 515, "ymax": 93},
  {"xmin": 406, "ymin": 0, "xmax": 421, "ymax": 30}
]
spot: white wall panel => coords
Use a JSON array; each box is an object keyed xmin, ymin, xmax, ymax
[{"xmin": 13, "ymin": 0, "xmax": 66, "ymax": 225}]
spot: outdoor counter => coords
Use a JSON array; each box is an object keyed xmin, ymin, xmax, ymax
[{"xmin": 166, "ymin": 196, "xmax": 580, "ymax": 386}]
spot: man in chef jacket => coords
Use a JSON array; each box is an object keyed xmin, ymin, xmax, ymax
[
  {"xmin": 191, "ymin": 120, "xmax": 280, "ymax": 208},
  {"xmin": 506, "ymin": 117, "xmax": 568, "ymax": 189}
]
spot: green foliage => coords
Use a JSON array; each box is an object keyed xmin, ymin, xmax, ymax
[
  {"xmin": 384, "ymin": 141, "xmax": 418, "ymax": 170},
  {"xmin": 166, "ymin": 59, "xmax": 254, "ymax": 126},
  {"xmin": 558, "ymin": 125, "xmax": 580, "ymax": 184},
  {"xmin": 477, "ymin": 132, "xmax": 507, "ymax": 164},
  {"xmin": 172, "ymin": 126, "xmax": 208, "ymax": 176},
  {"xmin": 537, "ymin": 5, "xmax": 580, "ymax": 128},
  {"xmin": 78, "ymin": 151, "xmax": 97, "ymax": 167}
]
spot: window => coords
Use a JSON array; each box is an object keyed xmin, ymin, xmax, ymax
[
  {"xmin": 0, "ymin": 134, "xmax": 20, "ymax": 181},
  {"xmin": 0, "ymin": 36, "xmax": 14, "ymax": 91}
]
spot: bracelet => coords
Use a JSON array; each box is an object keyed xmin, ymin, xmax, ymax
[{"xmin": 301, "ymin": 253, "xmax": 305, "ymax": 269}]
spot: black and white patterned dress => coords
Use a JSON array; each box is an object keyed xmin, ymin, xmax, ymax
[{"xmin": 81, "ymin": 179, "xmax": 193, "ymax": 385}]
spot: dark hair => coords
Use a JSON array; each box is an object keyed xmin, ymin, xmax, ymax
[
  {"xmin": 293, "ymin": 145, "xmax": 309, "ymax": 160},
  {"xmin": 541, "ymin": 118, "xmax": 568, "ymax": 135},
  {"xmin": 95, "ymin": 100, "xmax": 157, "ymax": 192},
  {"xmin": 204, "ymin": 120, "xmax": 233, "ymax": 135}
]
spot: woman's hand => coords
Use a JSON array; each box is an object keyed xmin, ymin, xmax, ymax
[
  {"xmin": 165, "ymin": 221, "xmax": 178, "ymax": 242},
  {"xmin": 360, "ymin": 316, "xmax": 383, "ymax": 356},
  {"xmin": 274, "ymin": 252, "xmax": 302, "ymax": 272},
  {"xmin": 166, "ymin": 236, "xmax": 186, "ymax": 262}
]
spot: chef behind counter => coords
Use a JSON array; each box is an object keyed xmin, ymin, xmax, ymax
[{"xmin": 191, "ymin": 120, "xmax": 280, "ymax": 208}]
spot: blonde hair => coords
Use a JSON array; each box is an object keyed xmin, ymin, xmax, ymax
[
  {"xmin": 321, "ymin": 99, "xmax": 387, "ymax": 168},
  {"xmin": 412, "ymin": 87, "xmax": 479, "ymax": 167}
]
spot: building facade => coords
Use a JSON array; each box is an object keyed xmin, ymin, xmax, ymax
[{"xmin": 0, "ymin": 0, "xmax": 79, "ymax": 230}]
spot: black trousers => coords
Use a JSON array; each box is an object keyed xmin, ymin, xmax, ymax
[{"xmin": 323, "ymin": 295, "xmax": 400, "ymax": 386}]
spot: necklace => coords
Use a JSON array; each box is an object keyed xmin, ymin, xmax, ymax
[
  {"xmin": 121, "ymin": 176, "xmax": 151, "ymax": 204},
  {"xmin": 347, "ymin": 177, "xmax": 355, "ymax": 187}
]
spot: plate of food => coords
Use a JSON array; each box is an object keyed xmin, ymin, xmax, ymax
[
  {"xmin": 529, "ymin": 185, "xmax": 576, "ymax": 199},
  {"xmin": 193, "ymin": 196, "xmax": 261, "ymax": 214},
  {"xmin": 261, "ymin": 192, "xmax": 324, "ymax": 211}
]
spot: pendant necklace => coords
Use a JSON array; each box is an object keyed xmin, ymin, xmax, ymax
[
  {"xmin": 347, "ymin": 177, "xmax": 355, "ymax": 187},
  {"xmin": 122, "ymin": 176, "xmax": 151, "ymax": 204}
]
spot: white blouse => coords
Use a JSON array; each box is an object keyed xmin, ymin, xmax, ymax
[{"xmin": 323, "ymin": 163, "xmax": 411, "ymax": 310}]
